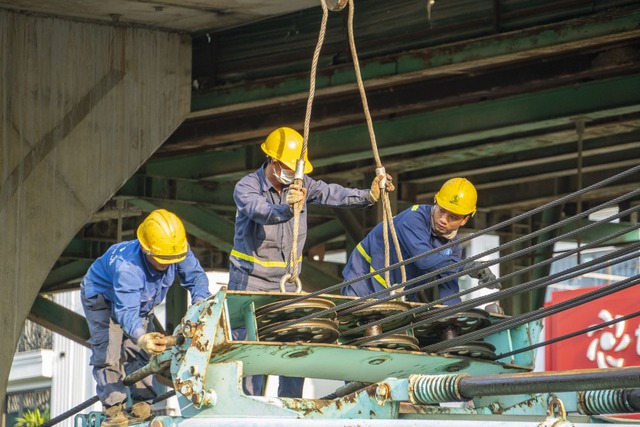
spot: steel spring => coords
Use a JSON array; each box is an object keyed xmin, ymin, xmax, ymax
[
  {"xmin": 579, "ymin": 389, "xmax": 635, "ymax": 415},
  {"xmin": 409, "ymin": 374, "xmax": 468, "ymax": 404}
]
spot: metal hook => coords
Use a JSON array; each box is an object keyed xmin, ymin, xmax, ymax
[{"xmin": 279, "ymin": 274, "xmax": 303, "ymax": 293}]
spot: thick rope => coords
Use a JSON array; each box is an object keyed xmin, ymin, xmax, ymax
[
  {"xmin": 287, "ymin": 0, "xmax": 329, "ymax": 286},
  {"xmin": 347, "ymin": 0, "xmax": 406, "ymax": 291}
]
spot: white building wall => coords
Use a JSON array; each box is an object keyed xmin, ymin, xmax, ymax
[
  {"xmin": 51, "ymin": 291, "xmax": 99, "ymax": 427},
  {"xmin": 458, "ymin": 234, "xmax": 501, "ymax": 309}
]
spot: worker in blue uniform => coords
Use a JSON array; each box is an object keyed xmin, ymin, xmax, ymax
[
  {"xmin": 341, "ymin": 178, "xmax": 496, "ymax": 304},
  {"xmin": 229, "ymin": 126, "xmax": 393, "ymax": 398},
  {"xmin": 81, "ymin": 209, "xmax": 211, "ymax": 427}
]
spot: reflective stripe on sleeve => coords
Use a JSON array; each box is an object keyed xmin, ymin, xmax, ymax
[{"xmin": 356, "ymin": 243, "xmax": 388, "ymax": 289}]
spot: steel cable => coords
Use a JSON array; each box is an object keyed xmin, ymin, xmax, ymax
[
  {"xmin": 261, "ymin": 164, "xmax": 640, "ymax": 316},
  {"xmin": 422, "ymin": 270, "xmax": 640, "ymax": 353},
  {"xmin": 340, "ymin": 206, "xmax": 640, "ymax": 338},
  {"xmin": 39, "ymin": 375, "xmax": 176, "ymax": 427},
  {"xmin": 349, "ymin": 242, "xmax": 640, "ymax": 346},
  {"xmin": 259, "ymin": 193, "xmax": 640, "ymax": 335},
  {"xmin": 495, "ymin": 310, "xmax": 640, "ymax": 360}
]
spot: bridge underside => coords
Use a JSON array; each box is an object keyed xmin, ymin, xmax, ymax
[{"xmin": 1, "ymin": 0, "xmax": 639, "ymax": 411}]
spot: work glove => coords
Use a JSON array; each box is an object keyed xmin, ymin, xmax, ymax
[
  {"xmin": 137, "ymin": 332, "xmax": 167, "ymax": 355},
  {"xmin": 369, "ymin": 173, "xmax": 395, "ymax": 203},
  {"xmin": 286, "ymin": 184, "xmax": 307, "ymax": 213},
  {"xmin": 469, "ymin": 263, "xmax": 500, "ymax": 289},
  {"xmin": 484, "ymin": 302, "xmax": 505, "ymax": 315}
]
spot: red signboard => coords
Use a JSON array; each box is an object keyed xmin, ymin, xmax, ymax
[{"xmin": 545, "ymin": 285, "xmax": 640, "ymax": 371}]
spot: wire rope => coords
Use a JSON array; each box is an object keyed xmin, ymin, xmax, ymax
[
  {"xmin": 495, "ymin": 310, "xmax": 640, "ymax": 360},
  {"xmin": 351, "ymin": 242, "xmax": 640, "ymax": 347},
  {"xmin": 264, "ymin": 164, "xmax": 640, "ymax": 314},
  {"xmin": 286, "ymin": 0, "xmax": 329, "ymax": 285},
  {"xmin": 340, "ymin": 205, "xmax": 640, "ymax": 338},
  {"xmin": 259, "ymin": 188, "xmax": 640, "ymax": 335},
  {"xmin": 422, "ymin": 270, "xmax": 640, "ymax": 353},
  {"xmin": 346, "ymin": 229, "xmax": 640, "ymax": 345}
]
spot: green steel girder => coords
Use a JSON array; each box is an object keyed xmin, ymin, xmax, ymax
[
  {"xmin": 118, "ymin": 176, "xmax": 237, "ymax": 211},
  {"xmin": 62, "ymin": 238, "xmax": 114, "ymax": 260},
  {"xmin": 190, "ymin": 5, "xmax": 640, "ymax": 111},
  {"xmin": 29, "ymin": 296, "xmax": 90, "ymax": 348},
  {"xmin": 42, "ymin": 259, "xmax": 93, "ymax": 293},
  {"xmin": 405, "ymin": 125, "xmax": 640, "ymax": 185},
  {"xmin": 149, "ymin": 75, "xmax": 640, "ymax": 182},
  {"xmin": 332, "ymin": 208, "xmax": 366, "ymax": 247},
  {"xmin": 305, "ymin": 219, "xmax": 347, "ymax": 250},
  {"xmin": 556, "ymin": 220, "xmax": 640, "ymax": 245},
  {"xmin": 299, "ymin": 259, "xmax": 344, "ymax": 294}
]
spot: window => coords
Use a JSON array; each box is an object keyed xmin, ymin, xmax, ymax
[
  {"xmin": 16, "ymin": 321, "xmax": 52, "ymax": 353},
  {"xmin": 4, "ymin": 388, "xmax": 50, "ymax": 427}
]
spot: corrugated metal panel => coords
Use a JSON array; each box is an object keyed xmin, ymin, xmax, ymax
[
  {"xmin": 50, "ymin": 291, "xmax": 98, "ymax": 427},
  {"xmin": 193, "ymin": 0, "xmax": 639, "ymax": 84}
]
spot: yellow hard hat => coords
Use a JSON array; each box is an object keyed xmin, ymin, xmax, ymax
[
  {"xmin": 137, "ymin": 209, "xmax": 188, "ymax": 264},
  {"xmin": 260, "ymin": 127, "xmax": 313, "ymax": 173},
  {"xmin": 434, "ymin": 178, "xmax": 477, "ymax": 216}
]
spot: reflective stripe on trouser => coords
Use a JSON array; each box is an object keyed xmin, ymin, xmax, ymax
[
  {"xmin": 355, "ymin": 243, "xmax": 389, "ymax": 289},
  {"xmin": 81, "ymin": 289, "xmax": 159, "ymax": 406}
]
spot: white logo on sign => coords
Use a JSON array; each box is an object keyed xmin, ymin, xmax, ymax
[{"xmin": 586, "ymin": 309, "xmax": 632, "ymax": 368}]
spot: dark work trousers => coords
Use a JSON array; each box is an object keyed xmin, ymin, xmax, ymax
[
  {"xmin": 232, "ymin": 328, "xmax": 304, "ymax": 398},
  {"xmin": 81, "ymin": 287, "xmax": 159, "ymax": 407}
]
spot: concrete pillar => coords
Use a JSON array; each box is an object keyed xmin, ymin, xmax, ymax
[{"xmin": 0, "ymin": 9, "xmax": 191, "ymax": 410}]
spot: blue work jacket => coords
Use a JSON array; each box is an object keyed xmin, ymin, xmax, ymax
[
  {"xmin": 229, "ymin": 163, "xmax": 373, "ymax": 292},
  {"xmin": 82, "ymin": 240, "xmax": 211, "ymax": 340},
  {"xmin": 341, "ymin": 204, "xmax": 464, "ymax": 304}
]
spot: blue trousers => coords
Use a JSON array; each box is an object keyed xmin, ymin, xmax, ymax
[{"xmin": 81, "ymin": 288, "xmax": 159, "ymax": 407}]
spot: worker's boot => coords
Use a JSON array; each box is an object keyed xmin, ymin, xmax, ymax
[
  {"xmin": 126, "ymin": 402, "xmax": 152, "ymax": 424},
  {"xmin": 102, "ymin": 404, "xmax": 128, "ymax": 427}
]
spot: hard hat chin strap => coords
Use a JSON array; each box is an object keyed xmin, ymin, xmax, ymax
[{"xmin": 430, "ymin": 205, "xmax": 459, "ymax": 240}]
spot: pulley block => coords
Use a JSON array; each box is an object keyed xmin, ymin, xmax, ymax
[
  {"xmin": 255, "ymin": 297, "xmax": 336, "ymax": 328},
  {"xmin": 337, "ymin": 300, "xmax": 414, "ymax": 336},
  {"xmin": 258, "ymin": 318, "xmax": 340, "ymax": 344},
  {"xmin": 436, "ymin": 341, "xmax": 497, "ymax": 360},
  {"xmin": 412, "ymin": 308, "xmax": 491, "ymax": 345},
  {"xmin": 359, "ymin": 334, "xmax": 420, "ymax": 351}
]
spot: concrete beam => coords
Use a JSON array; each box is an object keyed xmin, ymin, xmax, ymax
[{"xmin": 0, "ymin": 10, "xmax": 191, "ymax": 410}]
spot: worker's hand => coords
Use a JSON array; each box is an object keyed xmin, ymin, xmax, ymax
[
  {"xmin": 472, "ymin": 266, "xmax": 500, "ymax": 289},
  {"xmin": 286, "ymin": 184, "xmax": 307, "ymax": 213},
  {"xmin": 138, "ymin": 332, "xmax": 167, "ymax": 355},
  {"xmin": 369, "ymin": 174, "xmax": 395, "ymax": 203},
  {"xmin": 484, "ymin": 302, "xmax": 504, "ymax": 315}
]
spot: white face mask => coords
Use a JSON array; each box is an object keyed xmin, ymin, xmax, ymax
[{"xmin": 273, "ymin": 162, "xmax": 295, "ymax": 185}]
